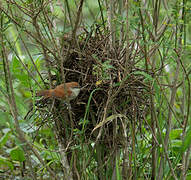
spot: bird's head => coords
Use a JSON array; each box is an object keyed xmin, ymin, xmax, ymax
[{"xmin": 66, "ymin": 82, "xmax": 81, "ymax": 100}]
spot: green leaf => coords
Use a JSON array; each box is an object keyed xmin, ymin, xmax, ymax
[
  {"xmin": 0, "ymin": 131, "xmax": 10, "ymax": 148},
  {"xmin": 0, "ymin": 112, "xmax": 10, "ymax": 126},
  {"xmin": 186, "ymin": 173, "xmax": 191, "ymax": 180},
  {"xmin": 116, "ymin": 156, "xmax": 122, "ymax": 180},
  {"xmin": 10, "ymin": 146, "xmax": 25, "ymax": 162},
  {"xmin": 170, "ymin": 129, "xmax": 182, "ymax": 140},
  {"xmin": 182, "ymin": 127, "xmax": 191, "ymax": 153},
  {"xmin": 0, "ymin": 155, "xmax": 14, "ymax": 171},
  {"xmin": 83, "ymin": 88, "xmax": 101, "ymax": 130},
  {"xmin": 12, "ymin": 56, "xmax": 20, "ymax": 73},
  {"xmin": 153, "ymin": 80, "xmax": 160, "ymax": 101},
  {"xmin": 171, "ymin": 139, "xmax": 182, "ymax": 148},
  {"xmin": 92, "ymin": 114, "xmax": 127, "ymax": 132},
  {"xmin": 11, "ymin": 56, "xmax": 29, "ymax": 86},
  {"xmin": 132, "ymin": 71, "xmax": 153, "ymax": 81}
]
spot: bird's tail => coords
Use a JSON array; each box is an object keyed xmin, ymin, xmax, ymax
[{"xmin": 36, "ymin": 90, "xmax": 52, "ymax": 98}]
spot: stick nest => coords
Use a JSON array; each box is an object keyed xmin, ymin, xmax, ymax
[{"xmin": 34, "ymin": 27, "xmax": 151, "ymax": 146}]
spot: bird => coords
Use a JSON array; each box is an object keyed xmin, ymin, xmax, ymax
[{"xmin": 36, "ymin": 82, "xmax": 80, "ymax": 101}]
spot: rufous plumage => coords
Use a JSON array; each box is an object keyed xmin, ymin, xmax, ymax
[{"xmin": 36, "ymin": 82, "xmax": 80, "ymax": 100}]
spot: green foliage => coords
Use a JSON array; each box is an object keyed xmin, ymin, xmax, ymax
[
  {"xmin": 182, "ymin": 127, "xmax": 191, "ymax": 153},
  {"xmin": 10, "ymin": 146, "xmax": 25, "ymax": 162},
  {"xmin": 83, "ymin": 88, "xmax": 101, "ymax": 131},
  {"xmin": 0, "ymin": 0, "xmax": 191, "ymax": 179},
  {"xmin": 0, "ymin": 155, "xmax": 14, "ymax": 171},
  {"xmin": 92, "ymin": 55, "xmax": 115, "ymax": 81},
  {"xmin": 0, "ymin": 131, "xmax": 10, "ymax": 148},
  {"xmin": 116, "ymin": 157, "xmax": 122, "ymax": 180}
]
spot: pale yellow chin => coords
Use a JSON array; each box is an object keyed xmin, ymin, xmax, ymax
[{"xmin": 70, "ymin": 88, "xmax": 80, "ymax": 99}]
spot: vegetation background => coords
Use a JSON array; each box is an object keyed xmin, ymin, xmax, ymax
[{"xmin": 0, "ymin": 0, "xmax": 191, "ymax": 179}]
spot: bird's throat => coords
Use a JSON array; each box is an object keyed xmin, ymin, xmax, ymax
[{"xmin": 70, "ymin": 88, "xmax": 80, "ymax": 99}]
